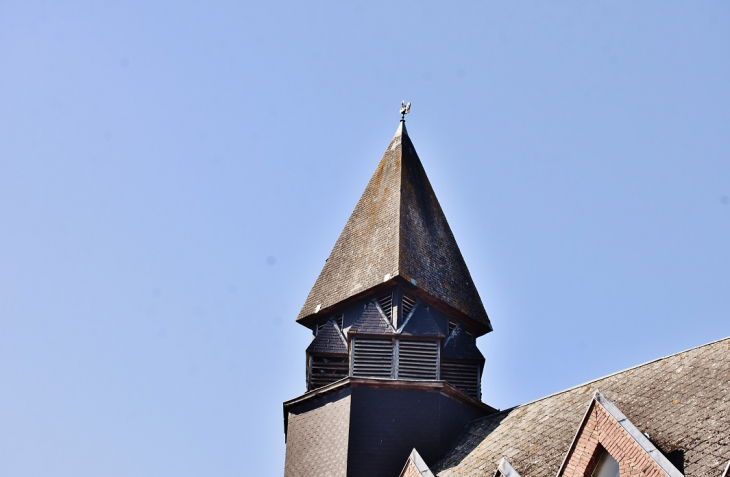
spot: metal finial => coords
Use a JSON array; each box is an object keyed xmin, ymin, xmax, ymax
[{"xmin": 400, "ymin": 100, "xmax": 411, "ymax": 120}]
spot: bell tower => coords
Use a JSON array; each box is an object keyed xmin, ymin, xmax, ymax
[{"xmin": 284, "ymin": 111, "xmax": 495, "ymax": 477}]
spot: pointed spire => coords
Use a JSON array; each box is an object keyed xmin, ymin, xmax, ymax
[
  {"xmin": 394, "ymin": 119, "xmax": 406, "ymax": 138},
  {"xmin": 298, "ymin": 120, "xmax": 491, "ymax": 333}
]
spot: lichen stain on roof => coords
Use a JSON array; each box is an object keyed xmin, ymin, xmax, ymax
[
  {"xmin": 434, "ymin": 337, "xmax": 730, "ymax": 477},
  {"xmin": 297, "ymin": 121, "xmax": 490, "ymax": 329}
]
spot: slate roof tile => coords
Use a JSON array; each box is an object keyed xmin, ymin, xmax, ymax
[
  {"xmin": 350, "ymin": 301, "xmax": 394, "ymax": 335},
  {"xmin": 284, "ymin": 391, "xmax": 351, "ymax": 477},
  {"xmin": 399, "ymin": 304, "xmax": 445, "ymax": 337},
  {"xmin": 297, "ymin": 122, "xmax": 490, "ymax": 331},
  {"xmin": 434, "ymin": 337, "xmax": 730, "ymax": 477},
  {"xmin": 442, "ymin": 326, "xmax": 484, "ymax": 361},
  {"xmin": 306, "ymin": 319, "xmax": 348, "ymax": 355}
]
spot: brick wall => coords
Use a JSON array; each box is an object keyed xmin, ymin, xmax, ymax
[
  {"xmin": 401, "ymin": 458, "xmax": 423, "ymax": 477},
  {"xmin": 563, "ymin": 403, "xmax": 666, "ymax": 477}
]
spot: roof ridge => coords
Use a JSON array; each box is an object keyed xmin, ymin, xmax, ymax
[{"xmin": 478, "ymin": 335, "xmax": 730, "ymax": 420}]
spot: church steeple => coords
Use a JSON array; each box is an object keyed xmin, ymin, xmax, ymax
[
  {"xmin": 284, "ymin": 113, "xmax": 496, "ymax": 477},
  {"xmin": 298, "ymin": 119, "xmax": 491, "ymax": 334}
]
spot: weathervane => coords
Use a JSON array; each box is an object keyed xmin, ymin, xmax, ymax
[{"xmin": 400, "ymin": 101, "xmax": 411, "ymax": 120}]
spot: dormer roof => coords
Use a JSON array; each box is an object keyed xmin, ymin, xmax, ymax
[{"xmin": 556, "ymin": 391, "xmax": 683, "ymax": 477}]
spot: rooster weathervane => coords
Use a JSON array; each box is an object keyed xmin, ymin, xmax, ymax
[{"xmin": 400, "ymin": 101, "xmax": 411, "ymax": 120}]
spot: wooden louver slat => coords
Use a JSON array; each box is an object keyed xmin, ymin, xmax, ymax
[
  {"xmin": 402, "ymin": 294, "xmax": 416, "ymax": 317},
  {"xmin": 309, "ymin": 355, "xmax": 349, "ymax": 390},
  {"xmin": 441, "ymin": 361, "xmax": 480, "ymax": 399},
  {"xmin": 397, "ymin": 340, "xmax": 439, "ymax": 380},
  {"xmin": 377, "ymin": 294, "xmax": 393, "ymax": 322},
  {"xmin": 352, "ymin": 338, "xmax": 393, "ymax": 378}
]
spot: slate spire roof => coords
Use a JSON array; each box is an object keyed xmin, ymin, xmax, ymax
[{"xmin": 297, "ymin": 121, "xmax": 491, "ymax": 331}]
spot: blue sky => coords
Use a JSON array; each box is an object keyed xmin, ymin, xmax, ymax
[{"xmin": 1, "ymin": 1, "xmax": 728, "ymax": 476}]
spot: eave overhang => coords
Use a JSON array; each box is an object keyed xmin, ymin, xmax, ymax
[{"xmin": 298, "ymin": 275, "xmax": 492, "ymax": 336}]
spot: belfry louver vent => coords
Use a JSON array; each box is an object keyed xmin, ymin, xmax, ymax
[
  {"xmin": 352, "ymin": 338, "xmax": 393, "ymax": 378},
  {"xmin": 397, "ymin": 340, "xmax": 439, "ymax": 380},
  {"xmin": 308, "ymin": 355, "xmax": 349, "ymax": 390},
  {"xmin": 441, "ymin": 361, "xmax": 480, "ymax": 399},
  {"xmin": 402, "ymin": 294, "xmax": 416, "ymax": 317},
  {"xmin": 377, "ymin": 293, "xmax": 393, "ymax": 322}
]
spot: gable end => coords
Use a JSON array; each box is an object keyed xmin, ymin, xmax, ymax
[{"xmin": 558, "ymin": 392, "xmax": 683, "ymax": 477}]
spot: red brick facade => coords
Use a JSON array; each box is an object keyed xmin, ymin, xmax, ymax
[
  {"xmin": 400, "ymin": 459, "xmax": 423, "ymax": 477},
  {"xmin": 561, "ymin": 402, "xmax": 666, "ymax": 477}
]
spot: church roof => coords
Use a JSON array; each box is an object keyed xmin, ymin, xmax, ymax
[
  {"xmin": 297, "ymin": 121, "xmax": 491, "ymax": 331},
  {"xmin": 434, "ymin": 336, "xmax": 730, "ymax": 477}
]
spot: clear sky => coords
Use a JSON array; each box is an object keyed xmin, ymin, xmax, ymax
[{"xmin": 1, "ymin": 1, "xmax": 728, "ymax": 476}]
